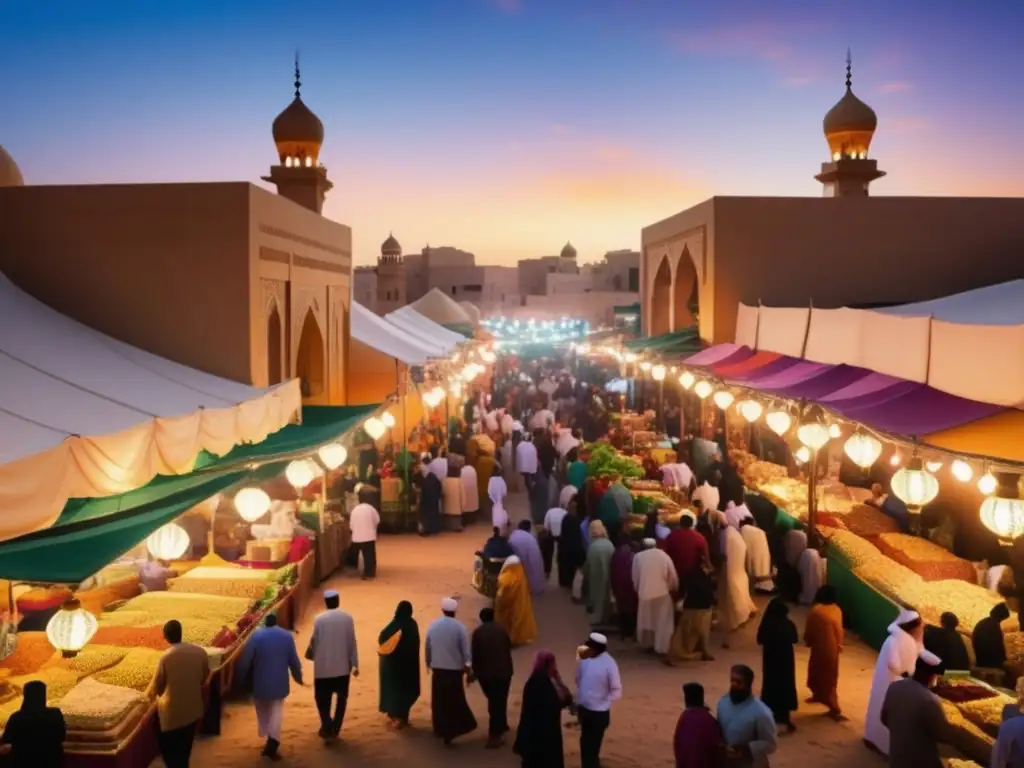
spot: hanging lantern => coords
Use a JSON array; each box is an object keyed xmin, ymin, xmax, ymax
[
  {"xmin": 738, "ymin": 400, "xmax": 763, "ymax": 423},
  {"xmin": 793, "ymin": 446, "xmax": 811, "ymax": 464},
  {"xmin": 46, "ymin": 599, "xmax": 98, "ymax": 658},
  {"xmin": 925, "ymin": 460, "xmax": 943, "ymax": 473},
  {"xmin": 364, "ymin": 417, "xmax": 387, "ymax": 440},
  {"xmin": 693, "ymin": 380, "xmax": 713, "ymax": 400},
  {"xmin": 639, "ymin": 361, "xmax": 652, "ymax": 373},
  {"xmin": 890, "ymin": 453, "xmax": 901, "ymax": 467},
  {"xmin": 828, "ymin": 423, "xmax": 842, "ymax": 439},
  {"xmin": 146, "ymin": 522, "xmax": 190, "ymax": 561},
  {"xmin": 951, "ymin": 459, "xmax": 973, "ymax": 483},
  {"xmin": 651, "ymin": 364, "xmax": 666, "ymax": 382},
  {"xmin": 797, "ymin": 416, "xmax": 830, "ymax": 451},
  {"xmin": 890, "ymin": 456, "xmax": 939, "ymax": 510},
  {"xmin": 318, "ymin": 442, "xmax": 348, "ymax": 470},
  {"xmin": 979, "ymin": 472, "xmax": 998, "ymax": 495},
  {"xmin": 381, "ymin": 412, "xmax": 396, "ymax": 428},
  {"xmin": 765, "ymin": 410, "xmax": 792, "ymax": 436},
  {"xmin": 679, "ymin": 371, "xmax": 695, "ymax": 390},
  {"xmin": 234, "ymin": 487, "xmax": 272, "ymax": 522},
  {"xmin": 712, "ymin": 390, "xmax": 735, "ymax": 410},
  {"xmin": 980, "ymin": 473, "xmax": 1024, "ymax": 541},
  {"xmin": 285, "ymin": 459, "xmax": 316, "ymax": 490},
  {"xmin": 843, "ymin": 432, "xmax": 882, "ymax": 469}
]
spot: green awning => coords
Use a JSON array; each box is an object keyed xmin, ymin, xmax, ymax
[
  {"xmin": 624, "ymin": 327, "xmax": 697, "ymax": 352},
  {"xmin": 0, "ymin": 404, "xmax": 378, "ymax": 583},
  {"xmin": 442, "ymin": 323, "xmax": 475, "ymax": 338}
]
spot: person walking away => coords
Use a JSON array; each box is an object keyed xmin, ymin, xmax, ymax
[
  {"xmin": 803, "ymin": 585, "xmax": 844, "ymax": 720},
  {"xmin": 674, "ymin": 682, "xmax": 725, "ymax": 768},
  {"xmin": 880, "ymin": 651, "xmax": 948, "ymax": 768},
  {"xmin": 1, "ymin": 680, "xmax": 66, "ymax": 767},
  {"xmin": 489, "ymin": 463, "xmax": 510, "ymax": 532},
  {"xmin": 461, "ymin": 461, "xmax": 480, "ymax": 524},
  {"xmin": 516, "ymin": 432, "xmax": 539, "ymax": 491},
  {"xmin": 609, "ymin": 533, "xmax": 638, "ymax": 639},
  {"xmin": 662, "ymin": 512, "xmax": 708, "ymax": 590},
  {"xmin": 377, "ymin": 600, "xmax": 420, "ymax": 730},
  {"xmin": 557, "ymin": 498, "xmax": 587, "ymax": 590},
  {"xmin": 923, "ymin": 611, "xmax": 970, "ymax": 672},
  {"xmin": 495, "ymin": 555, "xmax": 538, "ymax": 646},
  {"xmin": 425, "ymin": 597, "xmax": 477, "ymax": 746},
  {"xmin": 716, "ymin": 665, "xmax": 777, "ymax": 768},
  {"xmin": 483, "ymin": 526, "xmax": 516, "ymax": 559},
  {"xmin": 576, "ymin": 632, "xmax": 622, "ymax": 768},
  {"xmin": 472, "ymin": 607, "xmax": 515, "ymax": 748},
  {"xmin": 633, "ymin": 538, "xmax": 679, "ymax": 656},
  {"xmin": 719, "ymin": 525, "xmax": 756, "ymax": 648},
  {"xmin": 973, "ymin": 602, "xmax": 1012, "ymax": 671},
  {"xmin": 509, "ymin": 520, "xmax": 547, "ymax": 595},
  {"xmin": 419, "ymin": 468, "xmax": 444, "ymax": 536},
  {"xmin": 993, "ymin": 677, "xmax": 1024, "ymax": 768},
  {"xmin": 863, "ymin": 608, "xmax": 923, "ymax": 755},
  {"xmin": 308, "ymin": 589, "xmax": 358, "ymax": 741},
  {"xmin": 597, "ymin": 478, "xmax": 632, "ymax": 545},
  {"xmin": 541, "ymin": 504, "xmax": 568, "ymax": 580},
  {"xmin": 756, "ymin": 598, "xmax": 798, "ymax": 733},
  {"xmin": 668, "ymin": 563, "xmax": 716, "ymax": 664},
  {"xmin": 151, "ymin": 619, "xmax": 209, "ymax": 768},
  {"xmin": 514, "ymin": 650, "xmax": 574, "ymax": 768},
  {"xmin": 566, "ymin": 447, "xmax": 587, "ymax": 491},
  {"xmin": 583, "ymin": 520, "xmax": 616, "ymax": 628},
  {"xmin": 738, "ymin": 520, "xmax": 775, "ymax": 594},
  {"xmin": 235, "ymin": 613, "xmax": 303, "ymax": 760},
  {"xmin": 349, "ymin": 487, "xmax": 380, "ymax": 579}
]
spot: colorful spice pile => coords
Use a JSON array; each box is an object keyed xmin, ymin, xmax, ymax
[{"xmin": 875, "ymin": 533, "xmax": 978, "ymax": 583}]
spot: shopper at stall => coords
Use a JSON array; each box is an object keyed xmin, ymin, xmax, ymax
[
  {"xmin": 803, "ymin": 586, "xmax": 845, "ymax": 720},
  {"xmin": 923, "ymin": 612, "xmax": 970, "ymax": 672},
  {"xmin": 880, "ymin": 650, "xmax": 947, "ymax": 768},
  {"xmin": 610, "ymin": 533, "xmax": 638, "ymax": 639},
  {"xmin": 673, "ymin": 682, "xmax": 724, "ymax": 768},
  {"xmin": 471, "ymin": 607, "xmax": 515, "ymax": 748},
  {"xmin": 863, "ymin": 608, "xmax": 924, "ymax": 755},
  {"xmin": 349, "ymin": 487, "xmax": 381, "ymax": 579},
  {"xmin": 719, "ymin": 524, "xmax": 757, "ymax": 648},
  {"xmin": 514, "ymin": 650, "xmax": 574, "ymax": 768},
  {"xmin": 583, "ymin": 520, "xmax": 616, "ymax": 627},
  {"xmin": 633, "ymin": 538, "xmax": 679, "ymax": 656},
  {"xmin": 973, "ymin": 603, "xmax": 1012, "ymax": 671},
  {"xmin": 377, "ymin": 600, "xmax": 421, "ymax": 730},
  {"xmin": 716, "ymin": 664, "xmax": 777, "ymax": 768},
  {"xmin": 308, "ymin": 589, "xmax": 359, "ymax": 741},
  {"xmin": 236, "ymin": 613, "xmax": 303, "ymax": 760},
  {"xmin": 152, "ymin": 619, "xmax": 208, "ymax": 768},
  {"xmin": 576, "ymin": 632, "xmax": 622, "ymax": 768},
  {"xmin": 738, "ymin": 519, "xmax": 775, "ymax": 594},
  {"xmin": 597, "ymin": 478, "xmax": 633, "ymax": 544},
  {"xmin": 1, "ymin": 680, "xmax": 66, "ymax": 766},
  {"xmin": 566, "ymin": 448, "xmax": 588, "ymax": 491},
  {"xmin": 756, "ymin": 598, "xmax": 798, "ymax": 733},
  {"xmin": 494, "ymin": 555, "xmax": 538, "ymax": 646},
  {"xmin": 418, "ymin": 466, "xmax": 444, "ymax": 536},
  {"xmin": 993, "ymin": 678, "xmax": 1024, "ymax": 768},
  {"xmin": 425, "ymin": 597, "xmax": 477, "ymax": 746}
]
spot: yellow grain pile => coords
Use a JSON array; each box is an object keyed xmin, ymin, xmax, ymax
[{"xmin": 93, "ymin": 647, "xmax": 164, "ymax": 691}]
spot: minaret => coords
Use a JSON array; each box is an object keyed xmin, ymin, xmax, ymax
[
  {"xmin": 262, "ymin": 55, "xmax": 333, "ymax": 213},
  {"xmin": 815, "ymin": 50, "xmax": 886, "ymax": 197},
  {"xmin": 376, "ymin": 233, "xmax": 406, "ymax": 314}
]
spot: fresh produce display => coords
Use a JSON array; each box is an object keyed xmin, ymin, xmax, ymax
[
  {"xmin": 60, "ymin": 678, "xmax": 146, "ymax": 731},
  {"xmin": 584, "ymin": 443, "xmax": 644, "ymax": 480},
  {"xmin": 104, "ymin": 591, "xmax": 251, "ymax": 625},
  {"xmin": 875, "ymin": 533, "xmax": 978, "ymax": 583},
  {"xmin": 94, "ymin": 648, "xmax": 164, "ymax": 691}
]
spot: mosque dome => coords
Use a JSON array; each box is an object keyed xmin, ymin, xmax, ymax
[
  {"xmin": 272, "ymin": 59, "xmax": 324, "ymax": 166},
  {"xmin": 822, "ymin": 51, "xmax": 878, "ymax": 160},
  {"xmin": 0, "ymin": 145, "xmax": 24, "ymax": 187},
  {"xmin": 560, "ymin": 241, "xmax": 577, "ymax": 259},
  {"xmin": 381, "ymin": 233, "xmax": 402, "ymax": 255}
]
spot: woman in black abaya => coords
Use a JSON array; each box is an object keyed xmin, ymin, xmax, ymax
[
  {"xmin": 756, "ymin": 597, "xmax": 799, "ymax": 732},
  {"xmin": 513, "ymin": 650, "xmax": 573, "ymax": 767}
]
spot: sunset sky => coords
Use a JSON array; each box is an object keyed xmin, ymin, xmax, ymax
[{"xmin": 2, "ymin": 0, "xmax": 1022, "ymax": 265}]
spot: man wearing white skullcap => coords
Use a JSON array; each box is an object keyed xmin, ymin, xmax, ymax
[
  {"xmin": 576, "ymin": 631, "xmax": 621, "ymax": 768},
  {"xmin": 880, "ymin": 648, "xmax": 947, "ymax": 767},
  {"xmin": 425, "ymin": 597, "xmax": 477, "ymax": 745},
  {"xmin": 864, "ymin": 607, "xmax": 923, "ymax": 755},
  {"xmin": 632, "ymin": 534, "xmax": 679, "ymax": 656},
  {"xmin": 309, "ymin": 589, "xmax": 358, "ymax": 740}
]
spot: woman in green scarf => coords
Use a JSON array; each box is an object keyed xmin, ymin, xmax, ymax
[{"xmin": 378, "ymin": 600, "xmax": 421, "ymax": 729}]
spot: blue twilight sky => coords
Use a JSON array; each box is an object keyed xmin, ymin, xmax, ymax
[{"xmin": 1, "ymin": 0, "xmax": 1022, "ymax": 264}]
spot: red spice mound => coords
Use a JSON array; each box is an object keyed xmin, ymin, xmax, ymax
[{"xmin": 91, "ymin": 625, "xmax": 170, "ymax": 651}]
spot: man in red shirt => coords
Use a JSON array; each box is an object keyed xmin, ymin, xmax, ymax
[
  {"xmin": 674, "ymin": 682, "xmax": 724, "ymax": 768},
  {"xmin": 662, "ymin": 512, "xmax": 708, "ymax": 588}
]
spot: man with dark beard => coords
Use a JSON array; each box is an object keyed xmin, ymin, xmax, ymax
[{"xmin": 715, "ymin": 665, "xmax": 777, "ymax": 767}]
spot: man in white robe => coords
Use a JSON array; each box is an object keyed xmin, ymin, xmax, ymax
[
  {"xmin": 724, "ymin": 500, "xmax": 754, "ymax": 529},
  {"xmin": 797, "ymin": 548, "xmax": 825, "ymax": 605},
  {"xmin": 720, "ymin": 525, "xmax": 757, "ymax": 648},
  {"xmin": 738, "ymin": 520, "xmax": 775, "ymax": 594},
  {"xmin": 863, "ymin": 608, "xmax": 924, "ymax": 755},
  {"xmin": 631, "ymin": 538, "xmax": 679, "ymax": 655}
]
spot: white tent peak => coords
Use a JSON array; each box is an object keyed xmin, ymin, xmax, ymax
[{"xmin": 408, "ymin": 288, "xmax": 474, "ymax": 327}]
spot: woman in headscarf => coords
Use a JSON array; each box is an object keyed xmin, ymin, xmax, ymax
[
  {"xmin": 583, "ymin": 520, "xmax": 615, "ymax": 628},
  {"xmin": 556, "ymin": 499, "xmax": 586, "ymax": 590},
  {"xmin": 757, "ymin": 597, "xmax": 799, "ymax": 732},
  {"xmin": 513, "ymin": 651, "xmax": 573, "ymax": 768},
  {"xmin": 863, "ymin": 608, "xmax": 924, "ymax": 755},
  {"xmin": 609, "ymin": 532, "xmax": 638, "ymax": 639},
  {"xmin": 418, "ymin": 468, "xmax": 443, "ymax": 536},
  {"xmin": 377, "ymin": 601, "xmax": 421, "ymax": 729},
  {"xmin": 495, "ymin": 555, "xmax": 538, "ymax": 646},
  {"xmin": 1, "ymin": 680, "xmax": 66, "ymax": 765},
  {"xmin": 804, "ymin": 585, "xmax": 844, "ymax": 720}
]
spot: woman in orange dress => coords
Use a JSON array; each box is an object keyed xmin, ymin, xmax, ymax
[{"xmin": 803, "ymin": 584, "xmax": 845, "ymax": 719}]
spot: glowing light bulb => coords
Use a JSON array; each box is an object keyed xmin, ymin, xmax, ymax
[
  {"xmin": 738, "ymin": 400, "xmax": 763, "ymax": 423},
  {"xmin": 843, "ymin": 433, "xmax": 881, "ymax": 469},
  {"xmin": 712, "ymin": 390, "xmax": 734, "ymax": 410},
  {"xmin": 951, "ymin": 460, "xmax": 973, "ymax": 483},
  {"xmin": 979, "ymin": 472, "xmax": 998, "ymax": 495},
  {"xmin": 679, "ymin": 371, "xmax": 695, "ymax": 390},
  {"xmin": 765, "ymin": 411, "xmax": 792, "ymax": 437},
  {"xmin": 693, "ymin": 380, "xmax": 713, "ymax": 400}
]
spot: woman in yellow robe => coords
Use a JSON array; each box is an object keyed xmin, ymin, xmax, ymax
[{"xmin": 494, "ymin": 555, "xmax": 537, "ymax": 646}]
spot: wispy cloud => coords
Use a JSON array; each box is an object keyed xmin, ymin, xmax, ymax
[{"xmin": 878, "ymin": 80, "xmax": 912, "ymax": 94}]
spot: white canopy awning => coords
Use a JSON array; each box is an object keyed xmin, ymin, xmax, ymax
[
  {"xmin": 0, "ymin": 273, "xmax": 301, "ymax": 540},
  {"xmin": 408, "ymin": 287, "xmax": 475, "ymax": 327},
  {"xmin": 386, "ymin": 306, "xmax": 466, "ymax": 351},
  {"xmin": 351, "ymin": 302, "xmax": 434, "ymax": 364}
]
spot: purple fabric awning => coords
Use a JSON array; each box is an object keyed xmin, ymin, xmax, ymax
[
  {"xmin": 744, "ymin": 361, "xmax": 831, "ymax": 391},
  {"xmin": 726, "ymin": 355, "xmax": 802, "ymax": 382},
  {"xmin": 835, "ymin": 387, "xmax": 1004, "ymax": 436},
  {"xmin": 769, "ymin": 364, "xmax": 873, "ymax": 401},
  {"xmin": 683, "ymin": 343, "xmax": 752, "ymax": 367},
  {"xmin": 819, "ymin": 372, "xmax": 908, "ymax": 403}
]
